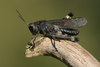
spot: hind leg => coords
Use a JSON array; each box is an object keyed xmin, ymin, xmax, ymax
[{"xmin": 47, "ymin": 33, "xmax": 79, "ymax": 42}]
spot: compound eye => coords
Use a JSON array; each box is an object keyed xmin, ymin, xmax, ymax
[
  {"xmin": 29, "ymin": 26, "xmax": 34, "ymax": 34},
  {"xmin": 28, "ymin": 23, "xmax": 39, "ymax": 35}
]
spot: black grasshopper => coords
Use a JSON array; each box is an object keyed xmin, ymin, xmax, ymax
[{"xmin": 16, "ymin": 10, "xmax": 87, "ymax": 43}]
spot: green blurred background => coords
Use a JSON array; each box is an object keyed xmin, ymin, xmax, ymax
[{"xmin": 0, "ymin": 0, "xmax": 100, "ymax": 67}]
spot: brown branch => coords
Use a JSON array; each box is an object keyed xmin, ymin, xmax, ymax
[{"xmin": 25, "ymin": 37, "xmax": 100, "ymax": 67}]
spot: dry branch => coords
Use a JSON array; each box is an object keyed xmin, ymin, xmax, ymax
[{"xmin": 25, "ymin": 37, "xmax": 100, "ymax": 67}]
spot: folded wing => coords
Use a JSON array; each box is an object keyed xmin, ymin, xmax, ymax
[{"xmin": 46, "ymin": 17, "xmax": 87, "ymax": 28}]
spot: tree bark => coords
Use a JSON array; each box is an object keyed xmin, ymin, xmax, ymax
[{"xmin": 25, "ymin": 37, "xmax": 100, "ymax": 67}]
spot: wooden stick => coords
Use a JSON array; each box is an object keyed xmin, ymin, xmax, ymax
[{"xmin": 25, "ymin": 37, "xmax": 100, "ymax": 67}]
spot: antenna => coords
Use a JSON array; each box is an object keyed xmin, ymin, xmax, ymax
[{"xmin": 16, "ymin": 10, "xmax": 29, "ymax": 27}]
